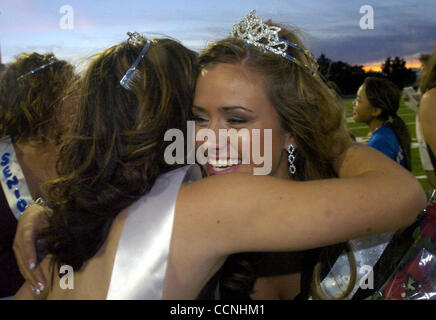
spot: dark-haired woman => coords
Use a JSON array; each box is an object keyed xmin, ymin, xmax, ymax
[
  {"xmin": 0, "ymin": 52, "xmax": 74, "ymax": 298},
  {"xmin": 13, "ymin": 17, "xmax": 425, "ymax": 299},
  {"xmin": 353, "ymin": 77, "xmax": 411, "ymax": 170}
]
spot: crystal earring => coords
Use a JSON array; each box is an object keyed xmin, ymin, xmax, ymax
[{"xmin": 287, "ymin": 144, "xmax": 296, "ymax": 175}]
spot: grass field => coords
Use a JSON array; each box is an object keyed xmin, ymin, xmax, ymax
[{"xmin": 342, "ymin": 98, "xmax": 433, "ymax": 197}]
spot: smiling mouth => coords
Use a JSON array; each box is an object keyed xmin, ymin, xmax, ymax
[{"xmin": 207, "ymin": 158, "xmax": 242, "ymax": 176}]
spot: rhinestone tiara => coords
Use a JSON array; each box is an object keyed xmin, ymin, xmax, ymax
[{"xmin": 230, "ymin": 10, "xmax": 318, "ymax": 74}]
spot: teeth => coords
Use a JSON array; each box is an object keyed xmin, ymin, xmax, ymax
[
  {"xmin": 213, "ymin": 166, "xmax": 230, "ymax": 172},
  {"xmin": 208, "ymin": 159, "xmax": 241, "ymax": 167}
]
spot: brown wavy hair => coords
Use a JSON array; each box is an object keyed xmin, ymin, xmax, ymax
[
  {"xmin": 0, "ymin": 52, "xmax": 74, "ymax": 144},
  {"xmin": 198, "ymin": 21, "xmax": 353, "ymax": 299},
  {"xmin": 420, "ymin": 51, "xmax": 436, "ymax": 93},
  {"xmin": 39, "ymin": 36, "xmax": 198, "ymax": 270}
]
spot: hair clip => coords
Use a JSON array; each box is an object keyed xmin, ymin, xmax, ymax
[
  {"xmin": 120, "ymin": 40, "xmax": 151, "ymax": 90},
  {"xmin": 17, "ymin": 57, "xmax": 57, "ymax": 81}
]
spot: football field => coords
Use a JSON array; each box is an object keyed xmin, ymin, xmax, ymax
[{"xmin": 342, "ymin": 98, "xmax": 433, "ymax": 196}]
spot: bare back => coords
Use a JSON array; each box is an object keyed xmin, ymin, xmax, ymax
[{"xmin": 42, "ymin": 207, "xmax": 130, "ymax": 299}]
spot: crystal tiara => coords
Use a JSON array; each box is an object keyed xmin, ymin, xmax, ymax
[{"xmin": 229, "ymin": 10, "xmax": 318, "ymax": 75}]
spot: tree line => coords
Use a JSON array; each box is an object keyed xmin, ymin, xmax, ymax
[{"xmin": 317, "ymin": 54, "xmax": 417, "ymax": 95}]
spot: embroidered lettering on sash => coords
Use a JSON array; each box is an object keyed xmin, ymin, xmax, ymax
[{"xmin": 0, "ymin": 137, "xmax": 33, "ymax": 219}]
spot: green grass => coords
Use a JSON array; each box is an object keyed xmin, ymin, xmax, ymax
[{"xmin": 342, "ymin": 98, "xmax": 433, "ymax": 196}]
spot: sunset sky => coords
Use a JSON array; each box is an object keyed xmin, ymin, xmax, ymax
[
  {"xmin": 1, "ymin": 0, "xmax": 435, "ymax": 69},
  {"xmin": 363, "ymin": 59, "xmax": 423, "ymax": 72}
]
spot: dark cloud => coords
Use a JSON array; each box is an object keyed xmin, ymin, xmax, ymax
[
  {"xmin": 304, "ymin": 1, "xmax": 436, "ymax": 64},
  {"xmin": 266, "ymin": 1, "xmax": 436, "ymax": 64},
  {"xmin": 309, "ymin": 23, "xmax": 436, "ymax": 64}
]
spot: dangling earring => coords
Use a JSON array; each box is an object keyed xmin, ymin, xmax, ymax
[{"xmin": 287, "ymin": 144, "xmax": 296, "ymax": 175}]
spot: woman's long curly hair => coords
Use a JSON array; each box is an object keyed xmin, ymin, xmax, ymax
[
  {"xmin": 198, "ymin": 21, "xmax": 353, "ymax": 299},
  {"xmin": 0, "ymin": 52, "xmax": 74, "ymax": 144},
  {"xmin": 39, "ymin": 36, "xmax": 198, "ymax": 271}
]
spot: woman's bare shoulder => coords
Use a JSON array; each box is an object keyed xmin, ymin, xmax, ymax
[
  {"xmin": 419, "ymin": 89, "xmax": 436, "ymax": 124},
  {"xmin": 420, "ymin": 88, "xmax": 436, "ymax": 110}
]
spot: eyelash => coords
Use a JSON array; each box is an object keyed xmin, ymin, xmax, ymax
[
  {"xmin": 191, "ymin": 115, "xmax": 208, "ymax": 123},
  {"xmin": 191, "ymin": 115, "xmax": 248, "ymax": 125},
  {"xmin": 227, "ymin": 118, "xmax": 248, "ymax": 124}
]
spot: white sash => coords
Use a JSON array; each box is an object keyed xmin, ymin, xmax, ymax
[
  {"xmin": 315, "ymin": 231, "xmax": 394, "ymax": 299},
  {"xmin": 0, "ymin": 136, "xmax": 33, "ymax": 220},
  {"xmin": 106, "ymin": 164, "xmax": 202, "ymax": 300}
]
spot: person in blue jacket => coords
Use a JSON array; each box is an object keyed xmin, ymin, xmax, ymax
[{"xmin": 353, "ymin": 77, "xmax": 411, "ymax": 170}]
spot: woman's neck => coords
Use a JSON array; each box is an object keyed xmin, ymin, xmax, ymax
[
  {"xmin": 272, "ymin": 150, "xmax": 294, "ymax": 180},
  {"xmin": 13, "ymin": 139, "xmax": 58, "ymax": 199},
  {"xmin": 368, "ymin": 118, "xmax": 387, "ymax": 133}
]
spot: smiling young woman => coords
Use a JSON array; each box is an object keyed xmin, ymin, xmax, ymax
[{"xmin": 190, "ymin": 14, "xmax": 420, "ymax": 299}]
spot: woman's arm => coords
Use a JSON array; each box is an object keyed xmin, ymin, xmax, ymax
[
  {"xmin": 176, "ymin": 143, "xmax": 426, "ymax": 256},
  {"xmin": 419, "ymin": 89, "xmax": 436, "ymax": 155},
  {"xmin": 15, "ymin": 144, "xmax": 427, "ymax": 290},
  {"xmin": 13, "ymin": 204, "xmax": 51, "ymax": 290}
]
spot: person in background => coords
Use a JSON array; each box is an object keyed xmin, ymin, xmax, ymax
[
  {"xmin": 419, "ymin": 51, "xmax": 436, "ymax": 178},
  {"xmin": 353, "ymin": 77, "xmax": 411, "ymax": 170},
  {"xmin": 0, "ymin": 52, "xmax": 74, "ymax": 298},
  {"xmin": 403, "ymin": 53, "xmax": 436, "ymax": 189}
]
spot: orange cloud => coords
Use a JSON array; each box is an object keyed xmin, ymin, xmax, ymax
[
  {"xmin": 362, "ymin": 65, "xmax": 382, "ymax": 72},
  {"xmin": 362, "ymin": 60, "xmax": 422, "ymax": 73}
]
